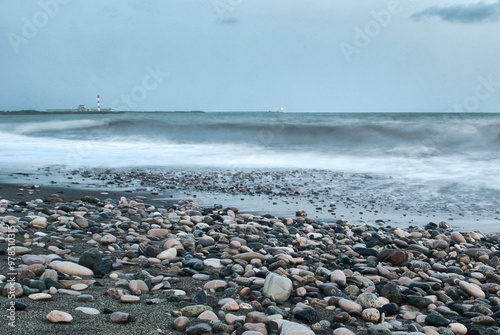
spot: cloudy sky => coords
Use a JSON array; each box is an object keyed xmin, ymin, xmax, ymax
[{"xmin": 1, "ymin": 0, "xmax": 500, "ymax": 112}]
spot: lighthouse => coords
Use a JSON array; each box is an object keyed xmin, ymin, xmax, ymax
[{"xmin": 97, "ymin": 95, "xmax": 101, "ymax": 112}]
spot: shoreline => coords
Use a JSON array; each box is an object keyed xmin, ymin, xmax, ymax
[{"xmin": 0, "ymin": 167, "xmax": 498, "ymax": 234}]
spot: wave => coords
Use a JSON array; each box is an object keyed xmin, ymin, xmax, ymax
[
  {"xmin": 7, "ymin": 115, "xmax": 499, "ymax": 158},
  {"xmin": 3, "ymin": 119, "xmax": 114, "ymax": 135}
]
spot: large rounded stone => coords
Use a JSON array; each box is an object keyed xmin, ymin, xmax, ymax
[
  {"xmin": 405, "ymin": 295, "xmax": 432, "ymax": 309},
  {"xmin": 357, "ymin": 292, "xmax": 381, "ymax": 309},
  {"xmin": 49, "ymin": 261, "xmax": 94, "ymax": 276},
  {"xmin": 362, "ymin": 308, "xmax": 381, "ymax": 322},
  {"xmin": 30, "ymin": 216, "xmax": 47, "ymax": 229},
  {"xmin": 262, "ymin": 273, "xmax": 293, "ymax": 301},
  {"xmin": 459, "ymin": 280, "xmax": 485, "ymax": 298},
  {"xmin": 338, "ymin": 299, "xmax": 362, "ymax": 313},
  {"xmin": 173, "ymin": 316, "xmax": 190, "ymax": 331}
]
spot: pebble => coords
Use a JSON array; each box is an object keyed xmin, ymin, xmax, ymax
[
  {"xmin": 120, "ymin": 295, "xmax": 140, "ymax": 303},
  {"xmin": 203, "ymin": 280, "xmax": 227, "ymax": 290},
  {"xmin": 181, "ymin": 305, "xmax": 213, "ymax": 317},
  {"xmin": 75, "ymin": 307, "xmax": 100, "ymax": 315},
  {"xmin": 28, "ymin": 293, "xmax": 52, "ymax": 301},
  {"xmin": 459, "ymin": 280, "xmax": 485, "ymax": 299},
  {"xmin": 110, "ymin": 312, "xmax": 132, "ymax": 324},
  {"xmin": 449, "ymin": 323, "xmax": 468, "ymax": 334},
  {"xmin": 30, "ymin": 216, "xmax": 47, "ymax": 229},
  {"xmin": 49, "ymin": 261, "xmax": 94, "ymax": 276},
  {"xmin": 279, "ymin": 320, "xmax": 315, "ymax": 335},
  {"xmin": 100, "ymin": 234, "xmax": 117, "ymax": 244},
  {"xmin": 46, "ymin": 310, "xmax": 73, "ymax": 323},
  {"xmin": 339, "ymin": 299, "xmax": 363, "ymax": 313},
  {"xmin": 157, "ymin": 247, "xmax": 177, "ymax": 260},
  {"xmin": 362, "ymin": 308, "xmax": 381, "ymax": 322},
  {"xmin": 76, "ymin": 294, "xmax": 94, "ymax": 302},
  {"xmin": 333, "ymin": 328, "xmax": 356, "ymax": 335},
  {"xmin": 357, "ymin": 292, "xmax": 382, "ymax": 309},
  {"xmin": 21, "ymin": 254, "xmax": 47, "ymax": 265},
  {"xmin": 71, "ymin": 284, "xmax": 88, "ymax": 291},
  {"xmin": 174, "ymin": 316, "xmax": 190, "ymax": 331},
  {"xmin": 198, "ymin": 310, "xmax": 218, "ymax": 320},
  {"xmin": 185, "ymin": 323, "xmax": 212, "ymax": 335}
]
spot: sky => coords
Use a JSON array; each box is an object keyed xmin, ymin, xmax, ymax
[{"xmin": 1, "ymin": 0, "xmax": 500, "ymax": 112}]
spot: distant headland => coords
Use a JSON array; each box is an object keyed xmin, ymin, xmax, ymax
[{"xmin": 0, "ymin": 110, "xmax": 206, "ymax": 115}]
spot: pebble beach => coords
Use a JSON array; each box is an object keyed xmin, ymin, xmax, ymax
[{"xmin": 2, "ymin": 169, "xmax": 500, "ymax": 335}]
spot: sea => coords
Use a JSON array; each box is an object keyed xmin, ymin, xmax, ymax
[{"xmin": 0, "ymin": 111, "xmax": 499, "ymax": 225}]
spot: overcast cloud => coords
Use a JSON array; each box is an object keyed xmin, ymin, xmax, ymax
[
  {"xmin": 411, "ymin": 1, "xmax": 500, "ymax": 23},
  {"xmin": 1, "ymin": 0, "xmax": 499, "ymax": 112}
]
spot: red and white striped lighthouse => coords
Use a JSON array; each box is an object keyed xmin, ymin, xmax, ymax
[{"xmin": 97, "ymin": 95, "xmax": 101, "ymax": 112}]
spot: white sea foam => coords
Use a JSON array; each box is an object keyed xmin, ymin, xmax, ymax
[{"xmin": 0, "ymin": 112, "xmax": 499, "ymax": 193}]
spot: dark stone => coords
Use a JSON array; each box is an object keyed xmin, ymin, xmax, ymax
[
  {"xmin": 267, "ymin": 321, "xmax": 280, "ymax": 334},
  {"xmin": 205, "ymin": 296, "xmax": 217, "ymax": 308},
  {"xmin": 405, "ymin": 295, "xmax": 432, "ymax": 309},
  {"xmin": 14, "ymin": 301, "xmax": 26, "ymax": 311},
  {"xmin": 266, "ymin": 306, "xmax": 290, "ymax": 318},
  {"xmin": 320, "ymin": 283, "xmax": 339, "ymax": 296},
  {"xmin": 78, "ymin": 248, "xmax": 102, "ymax": 270},
  {"xmin": 409, "ymin": 323, "xmax": 424, "ymax": 332},
  {"xmin": 103, "ymin": 308, "xmax": 114, "ymax": 314},
  {"xmin": 185, "ymin": 258, "xmax": 204, "ymax": 271},
  {"xmin": 426, "ymin": 313, "xmax": 450, "ymax": 327},
  {"xmin": 447, "ymin": 266, "xmax": 464, "ymax": 275},
  {"xmin": 93, "ymin": 259, "xmax": 113, "ymax": 275},
  {"xmin": 186, "ymin": 323, "xmax": 212, "ymax": 335},
  {"xmin": 222, "ymin": 287, "xmax": 237, "ymax": 298},
  {"xmin": 180, "ymin": 268, "xmax": 198, "ymax": 276},
  {"xmin": 382, "ymin": 303, "xmax": 400, "ymax": 316},
  {"xmin": 450, "ymin": 303, "xmax": 468, "ymax": 315},
  {"xmin": 112, "ymin": 262, "xmax": 123, "ymax": 270},
  {"xmin": 380, "ymin": 281, "xmax": 402, "ymax": 303},
  {"xmin": 167, "ymin": 294, "xmax": 180, "ymax": 302},
  {"xmin": 409, "ymin": 282, "xmax": 432, "ymax": 292},
  {"xmin": 82, "ymin": 196, "xmax": 99, "ymax": 203},
  {"xmin": 28, "ymin": 280, "xmax": 46, "ymax": 292},
  {"xmin": 193, "ymin": 290, "xmax": 208, "ymax": 305},
  {"xmin": 58, "ymin": 205, "xmax": 73, "ymax": 212},
  {"xmin": 44, "ymin": 278, "xmax": 64, "ymax": 289},
  {"xmin": 144, "ymin": 245, "xmax": 161, "ymax": 257},
  {"xmin": 447, "ymin": 290, "xmax": 461, "ymax": 301},
  {"xmin": 269, "ymin": 260, "xmax": 288, "ymax": 271},
  {"xmin": 354, "ymin": 247, "xmax": 379, "ymax": 257},
  {"xmin": 294, "ymin": 309, "xmax": 319, "ymax": 324}
]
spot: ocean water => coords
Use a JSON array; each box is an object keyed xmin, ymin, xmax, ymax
[{"xmin": 0, "ymin": 111, "xmax": 499, "ymax": 192}]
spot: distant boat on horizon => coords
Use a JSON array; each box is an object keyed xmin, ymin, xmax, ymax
[{"xmin": 267, "ymin": 107, "xmax": 285, "ymax": 113}]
